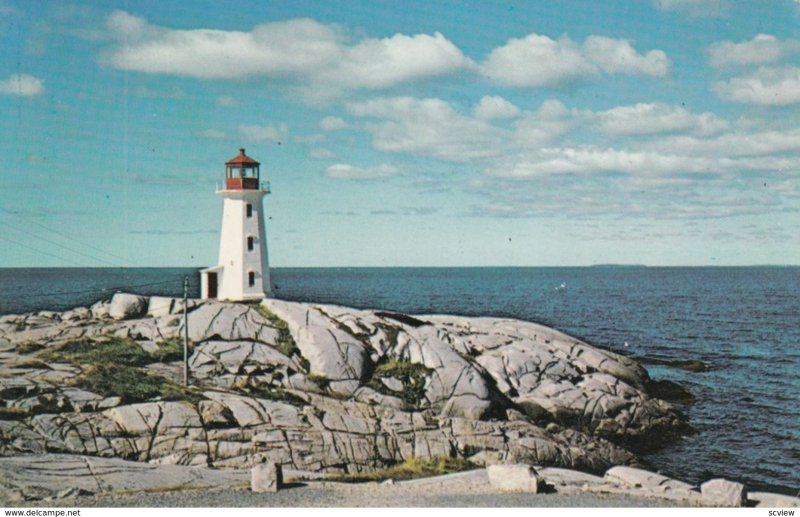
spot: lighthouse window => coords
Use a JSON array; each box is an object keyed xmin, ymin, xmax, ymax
[
  {"xmin": 246, "ymin": 204, "xmax": 253, "ymax": 218},
  {"xmin": 248, "ymin": 272, "xmax": 255, "ymax": 287},
  {"xmin": 247, "ymin": 236, "xmax": 254, "ymax": 251}
]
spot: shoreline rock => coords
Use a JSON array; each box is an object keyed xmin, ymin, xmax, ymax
[
  {"xmin": 1, "ymin": 453, "xmax": 796, "ymax": 507},
  {"xmin": 2, "ymin": 294, "xmax": 692, "ymax": 483}
]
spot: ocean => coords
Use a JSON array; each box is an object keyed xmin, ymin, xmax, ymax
[{"xmin": 1, "ymin": 266, "xmax": 797, "ymax": 494}]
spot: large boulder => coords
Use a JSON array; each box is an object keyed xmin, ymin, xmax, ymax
[
  {"xmin": 487, "ymin": 464, "xmax": 543, "ymax": 492},
  {"xmin": 263, "ymin": 300, "xmax": 373, "ymax": 396},
  {"xmin": 251, "ymin": 461, "xmax": 282, "ymax": 493},
  {"xmin": 187, "ymin": 303, "xmax": 279, "ymax": 344},
  {"xmin": 108, "ymin": 294, "xmax": 148, "ymax": 320},
  {"xmin": 701, "ymin": 478, "xmax": 746, "ymax": 507},
  {"xmin": 605, "ymin": 466, "xmax": 697, "ymax": 497}
]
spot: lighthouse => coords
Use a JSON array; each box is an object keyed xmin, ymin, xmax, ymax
[{"xmin": 200, "ymin": 148, "xmax": 271, "ymax": 301}]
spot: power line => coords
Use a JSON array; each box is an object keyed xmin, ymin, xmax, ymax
[
  {"xmin": 0, "ymin": 220, "xmax": 118, "ymax": 267},
  {"xmin": 0, "ymin": 207, "xmax": 128, "ymax": 263},
  {"xmin": 0, "ymin": 234, "xmax": 83, "ymax": 267},
  {"xmin": 12, "ymin": 278, "xmax": 187, "ymax": 300}
]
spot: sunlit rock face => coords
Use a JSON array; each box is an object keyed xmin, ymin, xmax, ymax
[{"xmin": 0, "ymin": 295, "xmax": 689, "ymax": 474}]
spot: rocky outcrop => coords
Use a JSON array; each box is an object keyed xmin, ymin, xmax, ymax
[{"xmin": 0, "ymin": 295, "xmax": 690, "ymax": 477}]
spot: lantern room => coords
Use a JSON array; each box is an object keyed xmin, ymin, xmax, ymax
[{"xmin": 225, "ymin": 148, "xmax": 261, "ymax": 190}]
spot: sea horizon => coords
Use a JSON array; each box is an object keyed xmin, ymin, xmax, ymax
[{"xmin": 2, "ymin": 264, "xmax": 798, "ymax": 269}]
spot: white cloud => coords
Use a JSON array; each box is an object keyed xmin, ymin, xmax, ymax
[
  {"xmin": 310, "ymin": 148, "xmax": 336, "ymax": 159},
  {"xmin": 480, "ymin": 33, "xmax": 669, "ymax": 87},
  {"xmin": 583, "ymin": 36, "xmax": 669, "ymax": 77},
  {"xmin": 342, "ymin": 94, "xmax": 799, "ymax": 222},
  {"xmin": 104, "ymin": 12, "xmax": 470, "ymax": 97},
  {"xmin": 293, "ymin": 133, "xmax": 325, "ymax": 144},
  {"xmin": 106, "ymin": 13, "xmax": 340, "ymax": 77},
  {"xmin": 708, "ymin": 34, "xmax": 785, "ymax": 68},
  {"xmin": 595, "ymin": 103, "xmax": 727, "ymax": 136},
  {"xmin": 714, "ymin": 67, "xmax": 800, "ymax": 105},
  {"xmin": 0, "ymin": 74, "xmax": 44, "ymax": 96},
  {"xmin": 654, "ymin": 0, "xmax": 728, "ymax": 16},
  {"xmin": 319, "ymin": 116, "xmax": 349, "ymax": 131},
  {"xmin": 323, "ymin": 32, "xmax": 472, "ymax": 90},
  {"xmin": 325, "ymin": 163, "xmax": 399, "ymax": 180},
  {"xmin": 513, "ymin": 99, "xmax": 579, "ymax": 146},
  {"xmin": 644, "ymin": 127, "xmax": 800, "ymax": 157},
  {"xmin": 239, "ymin": 123, "xmax": 288, "ymax": 142},
  {"xmin": 487, "ymin": 145, "xmax": 800, "ymax": 180},
  {"xmin": 347, "ymin": 96, "xmax": 509, "ymax": 161},
  {"xmin": 486, "ymin": 147, "xmax": 717, "ymax": 178},
  {"xmin": 199, "ymin": 129, "xmax": 227, "ymax": 139},
  {"xmin": 473, "ymin": 95, "xmax": 520, "ymax": 120},
  {"xmin": 481, "ymin": 34, "xmax": 595, "ymax": 87}
]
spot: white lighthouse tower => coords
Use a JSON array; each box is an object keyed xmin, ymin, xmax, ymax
[{"xmin": 200, "ymin": 148, "xmax": 271, "ymax": 301}]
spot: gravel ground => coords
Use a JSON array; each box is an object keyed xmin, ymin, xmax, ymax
[{"xmin": 18, "ymin": 479, "xmax": 689, "ymax": 508}]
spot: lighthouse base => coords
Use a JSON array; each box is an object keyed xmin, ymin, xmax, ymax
[{"xmin": 200, "ymin": 265, "xmax": 270, "ymax": 301}]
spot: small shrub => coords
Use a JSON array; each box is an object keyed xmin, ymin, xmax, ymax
[
  {"xmin": 370, "ymin": 359, "xmax": 432, "ymax": 407},
  {"xmin": 75, "ymin": 364, "xmax": 204, "ymax": 404},
  {"xmin": 375, "ymin": 324, "xmax": 400, "ymax": 349},
  {"xmin": 328, "ymin": 456, "xmax": 475, "ymax": 483}
]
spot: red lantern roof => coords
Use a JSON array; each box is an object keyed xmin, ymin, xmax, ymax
[{"xmin": 226, "ymin": 148, "xmax": 260, "ymax": 166}]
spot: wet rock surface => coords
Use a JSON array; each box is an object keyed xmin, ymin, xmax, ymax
[{"xmin": 1, "ymin": 295, "xmax": 690, "ymax": 480}]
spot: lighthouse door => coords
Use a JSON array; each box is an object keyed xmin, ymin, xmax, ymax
[{"xmin": 207, "ymin": 273, "xmax": 218, "ymax": 298}]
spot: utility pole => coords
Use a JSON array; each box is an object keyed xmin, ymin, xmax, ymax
[{"xmin": 183, "ymin": 275, "xmax": 189, "ymax": 387}]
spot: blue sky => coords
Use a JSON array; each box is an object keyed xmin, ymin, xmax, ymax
[{"xmin": 1, "ymin": 0, "xmax": 798, "ymax": 267}]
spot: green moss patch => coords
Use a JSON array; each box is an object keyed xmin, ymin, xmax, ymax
[
  {"xmin": 74, "ymin": 364, "xmax": 204, "ymax": 405},
  {"xmin": 149, "ymin": 339, "xmax": 184, "ymax": 363},
  {"xmin": 368, "ymin": 359, "xmax": 432, "ymax": 408},
  {"xmin": 327, "ymin": 456, "xmax": 475, "ymax": 483},
  {"xmin": 40, "ymin": 338, "xmax": 181, "ymax": 367}
]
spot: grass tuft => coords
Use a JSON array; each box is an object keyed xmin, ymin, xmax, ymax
[
  {"xmin": 74, "ymin": 364, "xmax": 205, "ymax": 404},
  {"xmin": 40, "ymin": 338, "xmax": 178, "ymax": 367},
  {"xmin": 327, "ymin": 456, "xmax": 475, "ymax": 483},
  {"xmin": 149, "ymin": 339, "xmax": 184, "ymax": 363},
  {"xmin": 247, "ymin": 384, "xmax": 307, "ymax": 407},
  {"xmin": 307, "ymin": 373, "xmax": 331, "ymax": 391}
]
